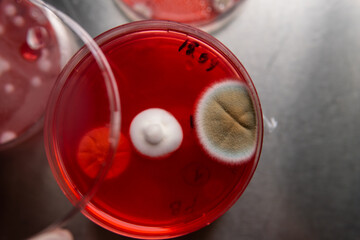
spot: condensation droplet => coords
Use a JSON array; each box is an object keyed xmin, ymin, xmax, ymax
[
  {"xmin": 20, "ymin": 42, "xmax": 41, "ymax": 61},
  {"xmin": 38, "ymin": 58, "xmax": 51, "ymax": 72},
  {"xmin": 133, "ymin": 3, "xmax": 153, "ymax": 18},
  {"xmin": 205, "ymin": 6, "xmax": 212, "ymax": 14},
  {"xmin": 13, "ymin": 15, "xmax": 25, "ymax": 27},
  {"xmin": 41, "ymin": 48, "xmax": 49, "ymax": 58},
  {"xmin": 29, "ymin": 7, "xmax": 47, "ymax": 24},
  {"xmin": 0, "ymin": 56, "xmax": 11, "ymax": 76},
  {"xmin": 212, "ymin": 0, "xmax": 234, "ymax": 12},
  {"xmin": 4, "ymin": 4, "xmax": 17, "ymax": 16},
  {"xmin": 4, "ymin": 83, "xmax": 15, "ymax": 93},
  {"xmin": 199, "ymin": 0, "xmax": 207, "ymax": 7},
  {"xmin": 31, "ymin": 76, "xmax": 42, "ymax": 87},
  {"xmin": 26, "ymin": 26, "xmax": 49, "ymax": 50}
]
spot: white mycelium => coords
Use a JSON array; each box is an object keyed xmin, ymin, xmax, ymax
[{"xmin": 130, "ymin": 108, "xmax": 183, "ymax": 158}]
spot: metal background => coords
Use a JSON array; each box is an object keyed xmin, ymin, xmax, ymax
[{"xmin": 1, "ymin": 0, "xmax": 359, "ymax": 239}]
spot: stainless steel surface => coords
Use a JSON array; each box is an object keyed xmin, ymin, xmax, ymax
[{"xmin": 1, "ymin": 0, "xmax": 360, "ymax": 239}]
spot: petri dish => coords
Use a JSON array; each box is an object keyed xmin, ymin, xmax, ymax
[
  {"xmin": 0, "ymin": 0, "xmax": 120, "ymax": 238},
  {"xmin": 113, "ymin": 0, "xmax": 246, "ymax": 32},
  {"xmin": 0, "ymin": 0, "xmax": 78, "ymax": 150},
  {"xmin": 45, "ymin": 20, "xmax": 263, "ymax": 239}
]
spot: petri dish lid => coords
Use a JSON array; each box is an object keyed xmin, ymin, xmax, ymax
[
  {"xmin": 0, "ymin": 0, "xmax": 121, "ymax": 238},
  {"xmin": 113, "ymin": 0, "xmax": 246, "ymax": 32},
  {"xmin": 0, "ymin": 0, "xmax": 75, "ymax": 150}
]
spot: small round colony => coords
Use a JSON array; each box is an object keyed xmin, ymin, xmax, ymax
[
  {"xmin": 77, "ymin": 127, "xmax": 131, "ymax": 180},
  {"xmin": 195, "ymin": 80, "xmax": 257, "ymax": 164},
  {"xmin": 130, "ymin": 108, "xmax": 183, "ymax": 158}
]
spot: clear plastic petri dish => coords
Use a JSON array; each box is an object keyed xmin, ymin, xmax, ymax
[
  {"xmin": 0, "ymin": 0, "xmax": 79, "ymax": 150},
  {"xmin": 0, "ymin": 0, "xmax": 120, "ymax": 238},
  {"xmin": 113, "ymin": 0, "xmax": 246, "ymax": 32},
  {"xmin": 45, "ymin": 20, "xmax": 263, "ymax": 239}
]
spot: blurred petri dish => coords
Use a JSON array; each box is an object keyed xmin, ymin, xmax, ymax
[
  {"xmin": 0, "ymin": 0, "xmax": 77, "ymax": 150},
  {"xmin": 0, "ymin": 0, "xmax": 120, "ymax": 238},
  {"xmin": 113, "ymin": 0, "xmax": 246, "ymax": 32},
  {"xmin": 45, "ymin": 20, "xmax": 263, "ymax": 239}
]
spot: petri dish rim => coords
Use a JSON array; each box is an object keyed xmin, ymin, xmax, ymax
[{"xmin": 47, "ymin": 20, "xmax": 263, "ymax": 239}]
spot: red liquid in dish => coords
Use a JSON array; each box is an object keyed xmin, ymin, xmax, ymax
[
  {"xmin": 50, "ymin": 23, "xmax": 262, "ymax": 238},
  {"xmin": 0, "ymin": 0, "xmax": 61, "ymax": 147}
]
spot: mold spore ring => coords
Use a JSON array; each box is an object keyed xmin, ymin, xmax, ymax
[{"xmin": 195, "ymin": 80, "xmax": 257, "ymax": 164}]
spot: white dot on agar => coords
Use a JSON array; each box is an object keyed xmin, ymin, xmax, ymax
[
  {"xmin": 0, "ymin": 131, "xmax": 17, "ymax": 144},
  {"xmin": 0, "ymin": 56, "xmax": 11, "ymax": 76},
  {"xmin": 13, "ymin": 16, "xmax": 25, "ymax": 27},
  {"xmin": 4, "ymin": 83, "xmax": 15, "ymax": 93},
  {"xmin": 31, "ymin": 76, "xmax": 42, "ymax": 87},
  {"xmin": 4, "ymin": 4, "xmax": 17, "ymax": 16},
  {"xmin": 130, "ymin": 108, "xmax": 183, "ymax": 158},
  {"xmin": 133, "ymin": 3, "xmax": 153, "ymax": 18},
  {"xmin": 195, "ymin": 80, "xmax": 257, "ymax": 164},
  {"xmin": 38, "ymin": 58, "xmax": 52, "ymax": 72}
]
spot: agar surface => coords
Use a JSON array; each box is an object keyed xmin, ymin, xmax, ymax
[{"xmin": 195, "ymin": 80, "xmax": 257, "ymax": 164}]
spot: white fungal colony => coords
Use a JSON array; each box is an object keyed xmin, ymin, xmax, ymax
[{"xmin": 130, "ymin": 108, "xmax": 183, "ymax": 158}]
